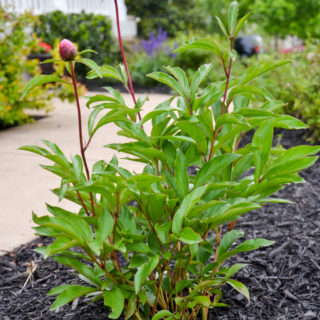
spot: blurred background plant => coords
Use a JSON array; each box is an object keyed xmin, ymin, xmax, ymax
[
  {"xmin": 125, "ymin": 0, "xmax": 206, "ymax": 38},
  {"xmin": 256, "ymin": 42, "xmax": 320, "ymax": 142},
  {"xmin": 0, "ymin": 5, "xmax": 53, "ymax": 128}
]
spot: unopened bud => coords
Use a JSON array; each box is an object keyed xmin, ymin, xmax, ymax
[{"xmin": 59, "ymin": 39, "xmax": 77, "ymax": 61}]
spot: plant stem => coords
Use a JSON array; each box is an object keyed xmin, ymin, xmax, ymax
[
  {"xmin": 76, "ymin": 190, "xmax": 90, "ymax": 216},
  {"xmin": 139, "ymin": 201, "xmax": 163, "ymax": 250},
  {"xmin": 70, "ymin": 61, "xmax": 95, "ymax": 216},
  {"xmin": 70, "ymin": 61, "xmax": 90, "ymax": 180},
  {"xmin": 114, "ymin": 0, "xmax": 142, "ymax": 122},
  {"xmin": 208, "ymin": 37, "xmax": 235, "ymax": 161},
  {"xmin": 152, "ymin": 260, "xmax": 168, "ymax": 316},
  {"xmin": 220, "ymin": 37, "xmax": 234, "ymax": 116},
  {"xmin": 112, "ymin": 192, "xmax": 120, "ymax": 243}
]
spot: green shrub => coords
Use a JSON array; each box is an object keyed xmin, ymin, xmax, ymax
[
  {"xmin": 34, "ymin": 10, "xmax": 116, "ymax": 81},
  {"xmin": 125, "ymin": 0, "xmax": 205, "ymax": 38},
  {"xmin": 21, "ymin": 2, "xmax": 319, "ymax": 318},
  {"xmin": 0, "ymin": 6, "xmax": 52, "ymax": 128}
]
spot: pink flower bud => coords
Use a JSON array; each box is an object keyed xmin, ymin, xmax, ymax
[{"xmin": 59, "ymin": 39, "xmax": 77, "ymax": 61}]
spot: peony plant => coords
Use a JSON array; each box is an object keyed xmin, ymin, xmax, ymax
[{"xmin": 20, "ymin": 1, "xmax": 319, "ymax": 319}]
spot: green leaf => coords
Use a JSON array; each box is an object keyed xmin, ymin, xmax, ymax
[
  {"xmin": 227, "ymin": 85, "xmax": 273, "ymax": 103},
  {"xmin": 19, "ymin": 145, "xmax": 51, "ymax": 157},
  {"xmin": 164, "ymin": 66, "xmax": 189, "ymax": 97},
  {"xmin": 234, "ymin": 12, "xmax": 251, "ymax": 37},
  {"xmin": 91, "ymin": 109, "xmax": 129, "ymax": 135},
  {"xmin": 272, "ymin": 115, "xmax": 308, "ymax": 129},
  {"xmin": 175, "ymin": 280, "xmax": 194, "ymax": 294},
  {"xmin": 46, "ymin": 205, "xmax": 93, "ymax": 241},
  {"xmin": 218, "ymin": 230, "xmax": 244, "ymax": 258},
  {"xmin": 269, "ymin": 145, "xmax": 320, "ymax": 170},
  {"xmin": 41, "ymin": 237, "xmax": 79, "ymax": 258},
  {"xmin": 172, "ymin": 185, "xmax": 207, "ymax": 233},
  {"xmin": 194, "ymin": 153, "xmax": 240, "ymax": 188},
  {"xmin": 228, "ymin": 1, "xmax": 239, "ymax": 36},
  {"xmin": 190, "ymin": 64, "xmax": 212, "ymax": 104},
  {"xmin": 152, "ymin": 310, "xmax": 173, "ymax": 320},
  {"xmin": 175, "ymin": 151, "xmax": 188, "ymax": 198},
  {"xmin": 87, "ymin": 65, "xmax": 123, "ymax": 81},
  {"xmin": 154, "ymin": 221, "xmax": 171, "ymax": 243},
  {"xmin": 20, "ymin": 75, "xmax": 68, "ymax": 100},
  {"xmin": 119, "ymin": 63, "xmax": 129, "ymax": 87},
  {"xmin": 54, "ymin": 256, "xmax": 102, "ymax": 286},
  {"xmin": 227, "ymin": 279, "xmax": 250, "ymax": 301},
  {"xmin": 77, "ymin": 58, "xmax": 102, "ymax": 78},
  {"xmin": 58, "ymin": 179, "xmax": 68, "ymax": 201},
  {"xmin": 91, "ymin": 209, "xmax": 114, "ymax": 254},
  {"xmin": 176, "ymin": 120, "xmax": 208, "ymax": 154},
  {"xmin": 49, "ymin": 285, "xmax": 96, "ymax": 310},
  {"xmin": 215, "ymin": 16, "xmax": 228, "ymax": 37},
  {"xmin": 86, "ymin": 94, "xmax": 118, "ymax": 107},
  {"xmin": 134, "ymin": 255, "xmax": 159, "ymax": 294},
  {"xmin": 88, "ymin": 107, "xmax": 101, "ymax": 136},
  {"xmin": 252, "ymin": 119, "xmax": 273, "ymax": 182},
  {"xmin": 263, "ymin": 157, "xmax": 318, "ymax": 179},
  {"xmin": 220, "ymin": 238, "xmax": 274, "ymax": 260},
  {"xmin": 41, "ymin": 58, "xmax": 62, "ymax": 64},
  {"xmin": 147, "ymin": 72, "xmax": 185, "ymax": 98},
  {"xmin": 103, "ymin": 288, "xmax": 124, "ymax": 319},
  {"xmin": 79, "ymin": 49, "xmax": 97, "ymax": 55},
  {"xmin": 72, "ymin": 155, "xmax": 84, "ymax": 181},
  {"xmin": 125, "ymin": 297, "xmax": 137, "ymax": 320},
  {"xmin": 193, "ymin": 295, "xmax": 210, "ymax": 307},
  {"xmin": 224, "ymin": 263, "xmax": 247, "ymax": 278},
  {"xmin": 239, "ymin": 61, "xmax": 291, "ymax": 85},
  {"xmin": 215, "ymin": 113, "xmax": 247, "ymax": 130},
  {"xmin": 179, "ymin": 227, "xmax": 202, "ymax": 244},
  {"xmin": 174, "ymin": 38, "xmax": 223, "ymax": 59}
]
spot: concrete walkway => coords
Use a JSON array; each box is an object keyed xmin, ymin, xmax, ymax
[{"xmin": 0, "ymin": 92, "xmax": 171, "ymax": 252}]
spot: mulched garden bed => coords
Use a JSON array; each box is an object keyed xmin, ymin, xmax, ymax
[{"xmin": 1, "ymin": 129, "xmax": 319, "ymax": 319}]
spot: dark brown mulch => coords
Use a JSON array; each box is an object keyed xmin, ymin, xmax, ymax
[{"xmin": 1, "ymin": 130, "xmax": 320, "ymax": 320}]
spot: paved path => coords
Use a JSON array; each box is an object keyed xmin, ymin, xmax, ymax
[{"xmin": 0, "ymin": 92, "xmax": 170, "ymax": 252}]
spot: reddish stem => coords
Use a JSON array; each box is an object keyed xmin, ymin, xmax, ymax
[
  {"xmin": 208, "ymin": 38, "xmax": 235, "ymax": 161},
  {"xmin": 220, "ymin": 38, "xmax": 234, "ymax": 116},
  {"xmin": 114, "ymin": 0, "xmax": 142, "ymax": 121},
  {"xmin": 70, "ymin": 62, "xmax": 90, "ymax": 179},
  {"xmin": 70, "ymin": 61, "xmax": 95, "ymax": 216}
]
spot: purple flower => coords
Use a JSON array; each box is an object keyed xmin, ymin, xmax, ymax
[
  {"xmin": 140, "ymin": 28, "xmax": 169, "ymax": 57},
  {"xmin": 59, "ymin": 39, "xmax": 77, "ymax": 61}
]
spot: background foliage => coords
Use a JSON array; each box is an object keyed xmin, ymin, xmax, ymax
[
  {"xmin": 257, "ymin": 44, "xmax": 320, "ymax": 141},
  {"xmin": 197, "ymin": 0, "xmax": 320, "ymax": 38},
  {"xmin": 125, "ymin": 0, "xmax": 206, "ymax": 38},
  {"xmin": 0, "ymin": 6, "xmax": 52, "ymax": 128}
]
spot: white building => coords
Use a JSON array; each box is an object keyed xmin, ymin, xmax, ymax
[{"xmin": 0, "ymin": 0, "xmax": 137, "ymax": 38}]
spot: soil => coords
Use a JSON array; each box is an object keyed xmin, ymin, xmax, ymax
[{"xmin": 1, "ymin": 129, "xmax": 319, "ymax": 320}]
